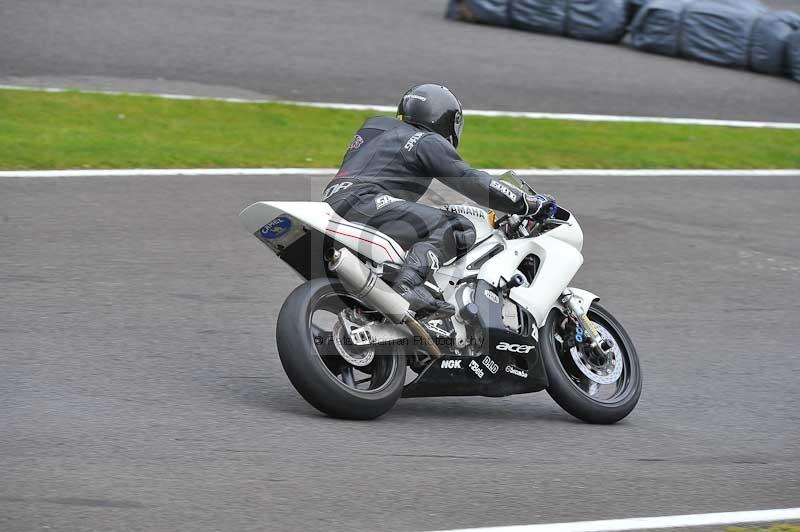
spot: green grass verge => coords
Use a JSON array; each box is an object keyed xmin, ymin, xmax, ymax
[{"xmin": 1, "ymin": 89, "xmax": 798, "ymax": 170}]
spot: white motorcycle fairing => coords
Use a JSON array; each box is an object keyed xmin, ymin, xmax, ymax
[
  {"xmin": 442, "ymin": 204, "xmax": 494, "ymax": 244},
  {"xmin": 240, "ymin": 201, "xmax": 406, "ymax": 277},
  {"xmin": 240, "ymin": 200, "xmax": 599, "ymax": 328},
  {"xmin": 433, "ymin": 210, "xmax": 599, "ymax": 327}
]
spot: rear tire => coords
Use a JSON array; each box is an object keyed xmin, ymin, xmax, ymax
[
  {"xmin": 540, "ymin": 302, "xmax": 642, "ymax": 424},
  {"xmin": 276, "ymin": 278, "xmax": 406, "ymax": 420}
]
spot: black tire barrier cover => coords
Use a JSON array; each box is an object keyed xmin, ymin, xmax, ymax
[
  {"xmin": 750, "ymin": 10, "xmax": 800, "ymax": 74},
  {"xmin": 630, "ymin": 0, "xmax": 800, "ymax": 78},
  {"xmin": 446, "ymin": 0, "xmax": 800, "ymax": 81},
  {"xmin": 446, "ymin": 0, "xmax": 628, "ymax": 42},
  {"xmin": 787, "ymin": 30, "xmax": 800, "ymax": 81}
]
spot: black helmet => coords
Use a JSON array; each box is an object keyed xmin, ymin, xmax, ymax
[{"xmin": 397, "ymin": 84, "xmax": 464, "ymax": 148}]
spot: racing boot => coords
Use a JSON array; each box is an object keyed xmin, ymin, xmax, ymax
[{"xmin": 393, "ymin": 243, "xmax": 454, "ymax": 319}]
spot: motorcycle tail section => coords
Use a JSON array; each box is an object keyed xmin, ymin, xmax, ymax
[{"xmin": 239, "ymin": 201, "xmax": 407, "ymax": 279}]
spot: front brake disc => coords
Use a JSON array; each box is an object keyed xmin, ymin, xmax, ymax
[{"xmin": 569, "ymin": 322, "xmax": 623, "ymax": 385}]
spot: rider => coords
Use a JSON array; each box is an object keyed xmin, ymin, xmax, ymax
[{"xmin": 323, "ymin": 84, "xmax": 557, "ymax": 317}]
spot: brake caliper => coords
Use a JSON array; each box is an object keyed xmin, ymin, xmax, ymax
[{"xmin": 560, "ymin": 290, "xmax": 613, "ymax": 358}]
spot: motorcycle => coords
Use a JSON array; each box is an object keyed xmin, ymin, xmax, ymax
[{"xmin": 239, "ymin": 173, "xmax": 641, "ymax": 422}]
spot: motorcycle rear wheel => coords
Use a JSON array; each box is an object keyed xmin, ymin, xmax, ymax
[
  {"xmin": 541, "ymin": 302, "xmax": 642, "ymax": 424},
  {"xmin": 276, "ymin": 278, "xmax": 406, "ymax": 420}
]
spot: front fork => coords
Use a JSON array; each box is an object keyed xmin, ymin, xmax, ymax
[{"xmin": 559, "ymin": 290, "xmax": 613, "ymax": 360}]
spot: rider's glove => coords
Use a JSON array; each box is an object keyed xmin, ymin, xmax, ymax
[{"xmin": 524, "ymin": 193, "xmax": 558, "ymax": 220}]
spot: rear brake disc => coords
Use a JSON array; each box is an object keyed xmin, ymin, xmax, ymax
[{"xmin": 332, "ymin": 320, "xmax": 375, "ymax": 367}]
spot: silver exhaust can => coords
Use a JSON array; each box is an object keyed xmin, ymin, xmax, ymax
[{"xmin": 328, "ymin": 248, "xmax": 410, "ymax": 324}]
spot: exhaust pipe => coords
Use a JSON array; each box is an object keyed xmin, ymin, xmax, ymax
[
  {"xmin": 328, "ymin": 248, "xmax": 441, "ymax": 359},
  {"xmin": 328, "ymin": 248, "xmax": 410, "ymax": 323}
]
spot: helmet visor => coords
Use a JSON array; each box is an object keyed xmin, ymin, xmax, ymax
[{"xmin": 453, "ymin": 110, "xmax": 464, "ymax": 148}]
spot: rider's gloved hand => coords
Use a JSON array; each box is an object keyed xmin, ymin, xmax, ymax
[{"xmin": 524, "ymin": 193, "xmax": 558, "ymax": 220}]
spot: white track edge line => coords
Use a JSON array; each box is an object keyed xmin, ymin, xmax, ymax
[
  {"xmin": 2, "ymin": 168, "xmax": 800, "ymax": 178},
  {"xmin": 2, "ymin": 84, "xmax": 799, "ymax": 130},
  {"xmin": 426, "ymin": 507, "xmax": 800, "ymax": 532}
]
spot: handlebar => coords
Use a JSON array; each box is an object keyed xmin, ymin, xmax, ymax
[
  {"xmin": 543, "ymin": 218, "xmax": 571, "ymax": 226},
  {"xmin": 494, "ymin": 214, "xmax": 572, "ymax": 239}
]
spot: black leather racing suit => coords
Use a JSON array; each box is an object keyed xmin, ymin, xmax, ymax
[{"xmin": 323, "ymin": 116, "xmax": 527, "ymax": 313}]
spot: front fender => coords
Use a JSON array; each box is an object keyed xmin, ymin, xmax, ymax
[{"xmin": 546, "ymin": 287, "xmax": 600, "ymax": 322}]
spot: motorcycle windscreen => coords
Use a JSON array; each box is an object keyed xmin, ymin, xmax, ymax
[{"xmin": 499, "ymin": 171, "xmax": 536, "ymax": 195}]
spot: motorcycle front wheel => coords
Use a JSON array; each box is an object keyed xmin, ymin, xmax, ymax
[
  {"xmin": 540, "ymin": 302, "xmax": 642, "ymax": 424},
  {"xmin": 276, "ymin": 278, "xmax": 406, "ymax": 420}
]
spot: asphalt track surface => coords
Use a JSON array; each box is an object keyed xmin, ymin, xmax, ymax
[
  {"xmin": 2, "ymin": 0, "xmax": 800, "ymax": 122},
  {"xmin": 2, "ymin": 173, "xmax": 799, "ymax": 532}
]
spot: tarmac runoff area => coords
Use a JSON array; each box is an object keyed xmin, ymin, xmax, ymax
[{"xmin": 1, "ymin": 171, "xmax": 799, "ymax": 532}]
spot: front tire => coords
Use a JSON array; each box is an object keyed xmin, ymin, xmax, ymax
[
  {"xmin": 276, "ymin": 278, "xmax": 406, "ymax": 420},
  {"xmin": 540, "ymin": 302, "xmax": 642, "ymax": 424}
]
